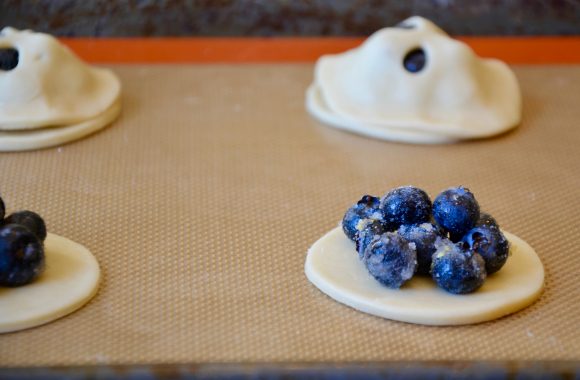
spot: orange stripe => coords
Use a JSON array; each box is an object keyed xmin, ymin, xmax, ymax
[{"xmin": 60, "ymin": 37, "xmax": 580, "ymax": 64}]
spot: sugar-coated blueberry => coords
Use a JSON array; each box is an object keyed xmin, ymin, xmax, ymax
[
  {"xmin": 462, "ymin": 225, "xmax": 509, "ymax": 275},
  {"xmin": 342, "ymin": 195, "xmax": 382, "ymax": 241},
  {"xmin": 4, "ymin": 210, "xmax": 47, "ymax": 242},
  {"xmin": 380, "ymin": 186, "xmax": 432, "ymax": 229},
  {"xmin": 398, "ymin": 222, "xmax": 444, "ymax": 275},
  {"xmin": 0, "ymin": 48, "xmax": 19, "ymax": 71},
  {"xmin": 364, "ymin": 232, "xmax": 417, "ymax": 288},
  {"xmin": 476, "ymin": 212, "xmax": 499, "ymax": 229},
  {"xmin": 0, "ymin": 224, "xmax": 45, "ymax": 287},
  {"xmin": 355, "ymin": 219, "xmax": 388, "ymax": 260},
  {"xmin": 433, "ymin": 186, "xmax": 480, "ymax": 239},
  {"xmin": 431, "ymin": 238, "xmax": 487, "ymax": 294}
]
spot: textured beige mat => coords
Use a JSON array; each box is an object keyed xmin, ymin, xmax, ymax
[{"xmin": 0, "ymin": 65, "xmax": 579, "ymax": 366}]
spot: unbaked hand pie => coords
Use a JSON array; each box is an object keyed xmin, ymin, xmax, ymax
[
  {"xmin": 0, "ymin": 27, "xmax": 121, "ymax": 151},
  {"xmin": 305, "ymin": 186, "xmax": 544, "ymax": 325},
  {"xmin": 306, "ymin": 16, "xmax": 522, "ymax": 144},
  {"xmin": 0, "ymin": 196, "xmax": 100, "ymax": 333}
]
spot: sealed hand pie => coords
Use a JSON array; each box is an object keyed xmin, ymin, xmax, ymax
[
  {"xmin": 306, "ymin": 17, "xmax": 521, "ymax": 144},
  {"xmin": 0, "ymin": 27, "xmax": 121, "ymax": 151}
]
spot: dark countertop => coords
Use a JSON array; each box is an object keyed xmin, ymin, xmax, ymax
[{"xmin": 2, "ymin": 0, "xmax": 580, "ymax": 37}]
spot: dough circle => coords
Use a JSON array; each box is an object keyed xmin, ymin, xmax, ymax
[
  {"xmin": 305, "ymin": 227, "xmax": 544, "ymax": 325},
  {"xmin": 0, "ymin": 99, "xmax": 121, "ymax": 152},
  {"xmin": 0, "ymin": 233, "xmax": 100, "ymax": 333}
]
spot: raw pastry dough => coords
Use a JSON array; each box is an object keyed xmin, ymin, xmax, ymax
[
  {"xmin": 306, "ymin": 16, "xmax": 521, "ymax": 143},
  {"xmin": 0, "ymin": 98, "xmax": 120, "ymax": 152},
  {"xmin": 0, "ymin": 233, "xmax": 100, "ymax": 333},
  {"xmin": 0, "ymin": 27, "xmax": 121, "ymax": 150},
  {"xmin": 305, "ymin": 227, "xmax": 543, "ymax": 325}
]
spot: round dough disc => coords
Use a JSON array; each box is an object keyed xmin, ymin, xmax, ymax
[
  {"xmin": 306, "ymin": 84, "xmax": 459, "ymax": 144},
  {"xmin": 0, "ymin": 233, "xmax": 100, "ymax": 333},
  {"xmin": 0, "ymin": 98, "xmax": 121, "ymax": 152},
  {"xmin": 305, "ymin": 227, "xmax": 544, "ymax": 325}
]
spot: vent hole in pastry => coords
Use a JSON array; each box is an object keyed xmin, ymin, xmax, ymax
[
  {"xmin": 403, "ymin": 48, "xmax": 426, "ymax": 73},
  {"xmin": 0, "ymin": 48, "xmax": 19, "ymax": 71}
]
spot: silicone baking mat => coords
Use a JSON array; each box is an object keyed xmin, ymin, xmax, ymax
[{"xmin": 0, "ymin": 65, "xmax": 579, "ymax": 366}]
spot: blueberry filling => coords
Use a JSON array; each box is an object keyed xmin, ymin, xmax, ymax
[
  {"xmin": 463, "ymin": 225, "xmax": 509, "ymax": 275},
  {"xmin": 433, "ymin": 186, "xmax": 480, "ymax": 239},
  {"xmin": 0, "ymin": 195, "xmax": 47, "ymax": 287},
  {"xmin": 341, "ymin": 186, "xmax": 509, "ymax": 294},
  {"xmin": 403, "ymin": 48, "xmax": 426, "ymax": 73},
  {"xmin": 0, "ymin": 224, "xmax": 45, "ymax": 287},
  {"xmin": 398, "ymin": 222, "xmax": 443, "ymax": 275},
  {"xmin": 4, "ymin": 210, "xmax": 47, "ymax": 242},
  {"xmin": 355, "ymin": 219, "xmax": 388, "ymax": 260},
  {"xmin": 342, "ymin": 195, "xmax": 383, "ymax": 242},
  {"xmin": 0, "ymin": 48, "xmax": 19, "ymax": 71},
  {"xmin": 380, "ymin": 186, "xmax": 432, "ymax": 228},
  {"xmin": 364, "ymin": 232, "xmax": 417, "ymax": 289},
  {"xmin": 431, "ymin": 237, "xmax": 487, "ymax": 294},
  {"xmin": 476, "ymin": 212, "xmax": 499, "ymax": 229}
]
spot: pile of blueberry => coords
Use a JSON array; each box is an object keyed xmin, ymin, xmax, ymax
[
  {"xmin": 342, "ymin": 186, "xmax": 509, "ymax": 294},
  {"xmin": 0, "ymin": 195, "xmax": 47, "ymax": 287}
]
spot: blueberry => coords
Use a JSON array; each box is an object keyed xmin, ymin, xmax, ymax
[
  {"xmin": 0, "ymin": 224, "xmax": 45, "ymax": 287},
  {"xmin": 342, "ymin": 195, "xmax": 382, "ymax": 241},
  {"xmin": 380, "ymin": 186, "xmax": 432, "ymax": 229},
  {"xmin": 463, "ymin": 225, "xmax": 509, "ymax": 275},
  {"xmin": 0, "ymin": 195, "xmax": 4, "ymax": 220},
  {"xmin": 433, "ymin": 186, "xmax": 480, "ymax": 239},
  {"xmin": 476, "ymin": 212, "xmax": 499, "ymax": 229},
  {"xmin": 0, "ymin": 48, "xmax": 19, "ymax": 71},
  {"xmin": 364, "ymin": 232, "xmax": 417, "ymax": 288},
  {"xmin": 431, "ymin": 238, "xmax": 487, "ymax": 294},
  {"xmin": 4, "ymin": 210, "xmax": 47, "ymax": 242},
  {"xmin": 355, "ymin": 219, "xmax": 388, "ymax": 260},
  {"xmin": 398, "ymin": 222, "xmax": 444, "ymax": 275},
  {"xmin": 403, "ymin": 48, "xmax": 426, "ymax": 73}
]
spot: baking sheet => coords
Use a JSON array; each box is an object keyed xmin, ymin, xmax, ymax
[{"xmin": 0, "ymin": 65, "xmax": 579, "ymax": 366}]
